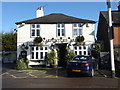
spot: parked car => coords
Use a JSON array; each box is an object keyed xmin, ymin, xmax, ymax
[{"xmin": 66, "ymin": 55, "xmax": 96, "ymax": 77}]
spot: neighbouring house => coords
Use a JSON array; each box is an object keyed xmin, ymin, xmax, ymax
[
  {"xmin": 97, "ymin": 4, "xmax": 120, "ymax": 54},
  {"xmin": 16, "ymin": 7, "xmax": 96, "ymax": 66}
]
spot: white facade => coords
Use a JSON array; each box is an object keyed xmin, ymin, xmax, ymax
[
  {"xmin": 17, "ymin": 8, "xmax": 95, "ymax": 65},
  {"xmin": 17, "ymin": 23, "xmax": 95, "ymax": 65}
]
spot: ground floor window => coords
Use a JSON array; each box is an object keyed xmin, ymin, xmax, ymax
[
  {"xmin": 31, "ymin": 46, "xmax": 48, "ymax": 60},
  {"xmin": 73, "ymin": 45, "xmax": 90, "ymax": 55}
]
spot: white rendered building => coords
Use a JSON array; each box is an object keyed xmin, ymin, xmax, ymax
[{"xmin": 16, "ymin": 7, "xmax": 96, "ymax": 65}]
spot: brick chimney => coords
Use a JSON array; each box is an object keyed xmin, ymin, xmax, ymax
[{"xmin": 36, "ymin": 7, "xmax": 44, "ymax": 18}]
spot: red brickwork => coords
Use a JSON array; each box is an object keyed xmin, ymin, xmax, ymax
[{"xmin": 113, "ymin": 26, "xmax": 120, "ymax": 44}]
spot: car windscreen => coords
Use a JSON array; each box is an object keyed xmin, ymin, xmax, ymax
[{"xmin": 73, "ymin": 56, "xmax": 89, "ymax": 61}]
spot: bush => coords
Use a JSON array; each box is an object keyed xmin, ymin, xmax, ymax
[
  {"xmin": 16, "ymin": 59, "xmax": 29, "ymax": 70},
  {"xmin": 75, "ymin": 36, "xmax": 85, "ymax": 43},
  {"xmin": 65, "ymin": 51, "xmax": 76, "ymax": 63},
  {"xmin": 47, "ymin": 50, "xmax": 58, "ymax": 66},
  {"xmin": 34, "ymin": 36, "xmax": 43, "ymax": 43}
]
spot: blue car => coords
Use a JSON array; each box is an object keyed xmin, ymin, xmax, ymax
[{"xmin": 66, "ymin": 55, "xmax": 95, "ymax": 77}]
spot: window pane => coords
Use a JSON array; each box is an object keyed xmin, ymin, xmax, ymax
[
  {"xmin": 32, "ymin": 47, "xmax": 34, "ymax": 51},
  {"xmin": 40, "ymin": 47, "xmax": 43, "ymax": 50},
  {"xmin": 57, "ymin": 24, "xmax": 60, "ymax": 28},
  {"xmin": 45, "ymin": 47, "xmax": 47, "ymax": 50},
  {"xmin": 32, "ymin": 52, "xmax": 34, "ymax": 59},
  {"xmin": 32, "ymin": 29, "xmax": 35, "ymax": 36},
  {"xmin": 74, "ymin": 46, "xmax": 77, "ymax": 50},
  {"xmin": 83, "ymin": 46, "xmax": 86, "ymax": 49},
  {"xmin": 36, "ymin": 47, "xmax": 38, "ymax": 50},
  {"xmin": 74, "ymin": 29, "xmax": 77, "ymax": 35},
  {"xmin": 86, "ymin": 23, "xmax": 89, "ymax": 27},
  {"xmin": 62, "ymin": 24, "xmax": 64, "ymax": 27},
  {"xmin": 37, "ymin": 29, "xmax": 40, "ymax": 36},
  {"xmin": 45, "ymin": 52, "xmax": 47, "ymax": 59},
  {"xmin": 79, "ymin": 46, "xmax": 81, "ymax": 49},
  {"xmin": 62, "ymin": 29, "xmax": 65, "ymax": 36},
  {"xmin": 88, "ymin": 51, "xmax": 90, "ymax": 55},
  {"xmin": 84, "ymin": 51, "xmax": 86, "ymax": 55},
  {"xmin": 37, "ymin": 24, "xmax": 40, "ymax": 28},
  {"xmin": 58, "ymin": 29, "xmax": 60, "ymax": 36},
  {"xmin": 79, "ymin": 51, "xmax": 82, "ymax": 55},
  {"xmin": 40, "ymin": 52, "xmax": 43, "ymax": 59},
  {"xmin": 32, "ymin": 24, "xmax": 35, "ymax": 28},
  {"xmin": 36, "ymin": 52, "xmax": 38, "ymax": 59},
  {"xmin": 79, "ymin": 29, "xmax": 82, "ymax": 35},
  {"xmin": 75, "ymin": 51, "xmax": 77, "ymax": 55},
  {"xmin": 73, "ymin": 24, "xmax": 77, "ymax": 27},
  {"xmin": 78, "ymin": 24, "xmax": 82, "ymax": 27}
]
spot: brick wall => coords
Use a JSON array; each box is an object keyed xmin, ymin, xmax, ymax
[{"xmin": 113, "ymin": 26, "xmax": 120, "ymax": 44}]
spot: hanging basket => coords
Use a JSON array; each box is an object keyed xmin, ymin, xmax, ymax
[
  {"xmin": 34, "ymin": 36, "xmax": 43, "ymax": 44},
  {"xmin": 75, "ymin": 36, "xmax": 85, "ymax": 45}
]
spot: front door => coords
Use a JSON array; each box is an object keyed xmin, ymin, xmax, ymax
[{"xmin": 56, "ymin": 43, "xmax": 67, "ymax": 67}]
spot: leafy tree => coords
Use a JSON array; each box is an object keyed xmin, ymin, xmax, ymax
[{"xmin": 2, "ymin": 32, "xmax": 17, "ymax": 51}]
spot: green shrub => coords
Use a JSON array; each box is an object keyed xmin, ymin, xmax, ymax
[
  {"xmin": 34, "ymin": 36, "xmax": 43, "ymax": 43},
  {"xmin": 75, "ymin": 35, "xmax": 85, "ymax": 43},
  {"xmin": 65, "ymin": 51, "xmax": 76, "ymax": 63},
  {"xmin": 16, "ymin": 59, "xmax": 29, "ymax": 70},
  {"xmin": 47, "ymin": 50, "xmax": 58, "ymax": 66}
]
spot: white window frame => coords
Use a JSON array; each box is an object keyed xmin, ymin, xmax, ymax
[
  {"xmin": 57, "ymin": 24, "xmax": 65, "ymax": 37},
  {"xmin": 31, "ymin": 24, "xmax": 40, "ymax": 37},
  {"xmin": 31, "ymin": 46, "xmax": 48, "ymax": 60},
  {"xmin": 73, "ymin": 23, "xmax": 82, "ymax": 36},
  {"xmin": 74, "ymin": 45, "xmax": 88, "ymax": 55}
]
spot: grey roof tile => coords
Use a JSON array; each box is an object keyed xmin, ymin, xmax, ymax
[{"xmin": 16, "ymin": 13, "xmax": 96, "ymax": 24}]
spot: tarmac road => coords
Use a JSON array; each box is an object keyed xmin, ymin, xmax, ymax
[
  {"xmin": 2, "ymin": 77, "xmax": 119, "ymax": 88},
  {"xmin": 1, "ymin": 63, "xmax": 120, "ymax": 89}
]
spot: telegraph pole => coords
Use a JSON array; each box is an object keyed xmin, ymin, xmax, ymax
[{"xmin": 107, "ymin": 0, "xmax": 115, "ymax": 78}]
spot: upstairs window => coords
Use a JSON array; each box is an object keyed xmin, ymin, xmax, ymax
[
  {"xmin": 57, "ymin": 24, "xmax": 65, "ymax": 37},
  {"xmin": 73, "ymin": 29, "xmax": 82, "ymax": 36},
  {"xmin": 86, "ymin": 23, "xmax": 89, "ymax": 27},
  {"xmin": 73, "ymin": 24, "xmax": 82, "ymax": 36},
  {"xmin": 31, "ymin": 24, "xmax": 40, "ymax": 37}
]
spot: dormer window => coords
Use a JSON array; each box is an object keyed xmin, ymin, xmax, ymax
[
  {"xmin": 57, "ymin": 24, "xmax": 65, "ymax": 37},
  {"xmin": 31, "ymin": 24, "xmax": 40, "ymax": 37}
]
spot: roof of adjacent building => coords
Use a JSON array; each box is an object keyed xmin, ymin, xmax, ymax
[
  {"xmin": 15, "ymin": 13, "xmax": 96, "ymax": 24},
  {"xmin": 100, "ymin": 11, "xmax": 120, "ymax": 25}
]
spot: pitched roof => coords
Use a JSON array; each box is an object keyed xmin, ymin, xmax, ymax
[
  {"xmin": 101, "ymin": 11, "xmax": 120, "ymax": 25},
  {"xmin": 15, "ymin": 13, "xmax": 96, "ymax": 24}
]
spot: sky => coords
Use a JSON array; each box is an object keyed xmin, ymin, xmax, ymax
[{"xmin": 1, "ymin": 2, "xmax": 119, "ymax": 36}]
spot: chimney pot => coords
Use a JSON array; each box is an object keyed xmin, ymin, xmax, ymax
[{"xmin": 36, "ymin": 7, "xmax": 44, "ymax": 18}]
